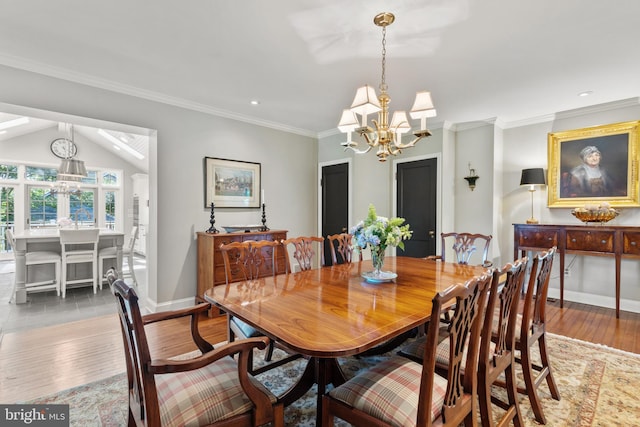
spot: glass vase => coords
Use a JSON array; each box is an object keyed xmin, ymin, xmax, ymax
[{"xmin": 371, "ymin": 246, "xmax": 386, "ymax": 276}]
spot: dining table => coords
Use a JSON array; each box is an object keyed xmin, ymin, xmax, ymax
[
  {"xmin": 11, "ymin": 228, "xmax": 125, "ymax": 304},
  {"xmin": 204, "ymin": 255, "xmax": 489, "ymax": 424}
]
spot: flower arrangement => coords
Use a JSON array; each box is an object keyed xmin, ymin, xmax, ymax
[
  {"xmin": 350, "ymin": 204, "xmax": 412, "ymax": 274},
  {"xmin": 57, "ymin": 217, "xmax": 73, "ymax": 228}
]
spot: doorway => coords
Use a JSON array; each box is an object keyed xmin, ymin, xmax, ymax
[
  {"xmin": 395, "ymin": 156, "xmax": 439, "ymax": 258},
  {"xmin": 319, "ymin": 160, "xmax": 351, "ymax": 266}
]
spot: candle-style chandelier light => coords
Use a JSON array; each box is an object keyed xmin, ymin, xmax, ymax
[{"xmin": 338, "ymin": 12, "xmax": 437, "ymax": 162}]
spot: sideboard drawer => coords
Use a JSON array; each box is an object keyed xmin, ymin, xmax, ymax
[
  {"xmin": 566, "ymin": 230, "xmax": 614, "ymax": 253},
  {"xmin": 518, "ymin": 230, "xmax": 558, "ymax": 248},
  {"xmin": 623, "ymin": 232, "xmax": 640, "ymax": 255}
]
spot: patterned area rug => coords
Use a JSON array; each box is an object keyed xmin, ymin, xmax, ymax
[{"xmin": 26, "ymin": 333, "xmax": 640, "ymax": 426}]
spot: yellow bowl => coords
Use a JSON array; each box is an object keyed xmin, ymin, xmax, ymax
[{"xmin": 571, "ymin": 209, "xmax": 619, "ymax": 223}]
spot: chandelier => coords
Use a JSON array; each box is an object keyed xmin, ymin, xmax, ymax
[{"xmin": 338, "ymin": 12, "xmax": 436, "ymax": 162}]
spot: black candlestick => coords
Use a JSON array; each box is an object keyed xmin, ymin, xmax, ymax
[
  {"xmin": 260, "ymin": 203, "xmax": 269, "ymax": 231},
  {"xmin": 206, "ymin": 202, "xmax": 219, "ymax": 233}
]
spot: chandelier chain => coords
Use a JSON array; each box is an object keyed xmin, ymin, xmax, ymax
[{"xmin": 380, "ymin": 25, "xmax": 387, "ymax": 93}]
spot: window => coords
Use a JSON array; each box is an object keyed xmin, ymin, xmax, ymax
[
  {"xmin": 0, "ymin": 185, "xmax": 15, "ymax": 253},
  {"xmin": 0, "ymin": 164, "xmax": 18, "ymax": 180},
  {"xmin": 104, "ymin": 190, "xmax": 116, "ymax": 230},
  {"xmin": 29, "ymin": 186, "xmax": 58, "ymax": 227},
  {"xmin": 70, "ymin": 190, "xmax": 96, "ymax": 227},
  {"xmin": 26, "ymin": 166, "xmax": 57, "ymax": 182}
]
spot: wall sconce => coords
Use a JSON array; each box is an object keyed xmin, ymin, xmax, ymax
[
  {"xmin": 464, "ymin": 163, "xmax": 479, "ymax": 191},
  {"xmin": 520, "ymin": 168, "xmax": 546, "ymax": 223}
]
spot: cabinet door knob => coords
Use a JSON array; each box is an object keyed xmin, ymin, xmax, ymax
[
  {"xmin": 571, "ymin": 238, "xmax": 576, "ymax": 242},
  {"xmin": 632, "ymin": 241, "xmax": 637, "ymax": 246},
  {"xmin": 548, "ymin": 237, "xmax": 552, "ymax": 241},
  {"xmin": 523, "ymin": 236, "xmax": 528, "ymax": 240},
  {"xmin": 601, "ymin": 240, "xmax": 606, "ymax": 244}
]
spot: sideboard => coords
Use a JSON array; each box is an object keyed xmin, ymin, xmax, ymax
[
  {"xmin": 196, "ymin": 230, "xmax": 288, "ymax": 306},
  {"xmin": 513, "ymin": 223, "xmax": 640, "ymax": 318}
]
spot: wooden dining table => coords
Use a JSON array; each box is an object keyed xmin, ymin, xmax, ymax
[{"xmin": 204, "ymin": 256, "xmax": 488, "ymax": 423}]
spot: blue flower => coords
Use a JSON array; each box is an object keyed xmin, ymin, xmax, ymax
[{"xmin": 351, "ymin": 204, "xmax": 412, "ymax": 251}]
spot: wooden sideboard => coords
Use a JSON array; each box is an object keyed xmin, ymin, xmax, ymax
[
  {"xmin": 196, "ymin": 230, "xmax": 288, "ymax": 305},
  {"xmin": 513, "ymin": 223, "xmax": 640, "ymax": 318}
]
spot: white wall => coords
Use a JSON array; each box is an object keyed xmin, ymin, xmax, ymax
[{"xmin": 0, "ymin": 64, "xmax": 317, "ymax": 309}]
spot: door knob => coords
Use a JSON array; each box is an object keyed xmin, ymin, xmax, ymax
[
  {"xmin": 341, "ymin": 227, "xmax": 348, "ymax": 233},
  {"xmin": 428, "ymin": 231, "xmax": 435, "ymax": 237}
]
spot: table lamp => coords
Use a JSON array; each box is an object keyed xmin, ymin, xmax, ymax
[{"xmin": 520, "ymin": 168, "xmax": 546, "ymax": 224}]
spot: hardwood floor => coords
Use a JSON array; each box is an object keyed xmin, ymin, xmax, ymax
[{"xmin": 1, "ymin": 299, "xmax": 639, "ymax": 404}]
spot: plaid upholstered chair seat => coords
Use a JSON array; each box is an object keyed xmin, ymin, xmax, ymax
[
  {"xmin": 327, "ymin": 356, "xmax": 447, "ymax": 426},
  {"xmin": 155, "ymin": 356, "xmax": 278, "ymax": 426}
]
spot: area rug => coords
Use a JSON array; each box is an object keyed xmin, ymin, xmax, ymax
[{"xmin": 26, "ymin": 333, "xmax": 640, "ymax": 426}]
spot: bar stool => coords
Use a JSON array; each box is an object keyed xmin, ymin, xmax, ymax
[
  {"xmin": 5, "ymin": 229, "xmax": 61, "ymax": 300},
  {"xmin": 98, "ymin": 226, "xmax": 138, "ymax": 288},
  {"xmin": 59, "ymin": 228, "xmax": 100, "ymax": 297}
]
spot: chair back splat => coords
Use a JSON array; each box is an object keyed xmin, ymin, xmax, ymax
[
  {"xmin": 327, "ymin": 233, "xmax": 362, "ymax": 265},
  {"xmin": 282, "ymin": 236, "xmax": 325, "ymax": 272},
  {"xmin": 428, "ymin": 232, "xmax": 493, "ymax": 267},
  {"xmin": 106, "ymin": 268, "xmax": 284, "ymax": 427}
]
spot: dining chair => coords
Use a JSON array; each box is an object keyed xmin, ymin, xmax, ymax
[
  {"xmin": 107, "ymin": 269, "xmax": 284, "ymax": 427},
  {"xmin": 220, "ymin": 239, "xmax": 300, "ymax": 375},
  {"xmin": 428, "ymin": 232, "xmax": 493, "ymax": 267},
  {"xmin": 322, "ymin": 273, "xmax": 492, "ymax": 427},
  {"xmin": 506, "ymin": 247, "xmax": 560, "ymax": 424},
  {"xmin": 98, "ymin": 225, "xmax": 138, "ymax": 288},
  {"xmin": 5, "ymin": 229, "xmax": 61, "ymax": 299},
  {"xmin": 401, "ymin": 257, "xmax": 529, "ymax": 426},
  {"xmin": 282, "ymin": 236, "xmax": 325, "ymax": 272},
  {"xmin": 59, "ymin": 228, "xmax": 100, "ymax": 298},
  {"xmin": 327, "ymin": 233, "xmax": 362, "ymax": 265}
]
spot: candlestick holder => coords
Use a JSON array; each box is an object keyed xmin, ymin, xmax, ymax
[
  {"xmin": 260, "ymin": 203, "xmax": 269, "ymax": 231},
  {"xmin": 206, "ymin": 202, "xmax": 219, "ymax": 233}
]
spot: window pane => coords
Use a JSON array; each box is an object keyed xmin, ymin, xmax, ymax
[
  {"xmin": 0, "ymin": 164, "xmax": 18, "ymax": 180},
  {"xmin": 0, "ymin": 186, "xmax": 15, "ymax": 252},
  {"xmin": 105, "ymin": 190, "xmax": 116, "ymax": 230},
  {"xmin": 70, "ymin": 191, "xmax": 95, "ymax": 227},
  {"xmin": 102, "ymin": 171, "xmax": 118, "ymax": 185},
  {"xmin": 26, "ymin": 166, "xmax": 58, "ymax": 182},
  {"xmin": 29, "ymin": 187, "xmax": 57, "ymax": 226},
  {"xmin": 81, "ymin": 171, "xmax": 97, "ymax": 185}
]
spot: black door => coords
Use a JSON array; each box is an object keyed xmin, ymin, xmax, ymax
[
  {"xmin": 396, "ymin": 158, "xmax": 438, "ymax": 257},
  {"xmin": 321, "ymin": 163, "xmax": 349, "ymax": 266}
]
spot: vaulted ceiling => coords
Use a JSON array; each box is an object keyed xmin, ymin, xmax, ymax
[{"xmin": 1, "ymin": 0, "xmax": 640, "ymax": 140}]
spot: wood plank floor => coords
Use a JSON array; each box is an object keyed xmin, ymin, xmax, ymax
[{"xmin": 1, "ymin": 299, "xmax": 639, "ymax": 404}]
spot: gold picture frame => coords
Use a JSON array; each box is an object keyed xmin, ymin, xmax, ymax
[
  {"xmin": 547, "ymin": 120, "xmax": 640, "ymax": 208},
  {"xmin": 204, "ymin": 157, "xmax": 261, "ymax": 208}
]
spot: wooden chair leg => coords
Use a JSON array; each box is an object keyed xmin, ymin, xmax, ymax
[
  {"xmin": 504, "ymin": 363, "xmax": 523, "ymax": 427},
  {"xmin": 520, "ymin": 341, "xmax": 546, "ymax": 424},
  {"xmin": 264, "ymin": 341, "xmax": 275, "ymax": 362},
  {"xmin": 538, "ymin": 334, "xmax": 561, "ymax": 400},
  {"xmin": 478, "ymin": 370, "xmax": 494, "ymax": 427}
]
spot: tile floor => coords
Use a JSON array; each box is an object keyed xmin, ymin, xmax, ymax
[{"xmin": 0, "ymin": 255, "xmax": 146, "ymax": 334}]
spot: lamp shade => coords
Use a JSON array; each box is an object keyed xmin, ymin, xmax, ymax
[
  {"xmin": 350, "ymin": 85, "xmax": 382, "ymax": 116},
  {"xmin": 390, "ymin": 111, "xmax": 411, "ymax": 134},
  {"xmin": 337, "ymin": 109, "xmax": 359, "ymax": 133},
  {"xmin": 520, "ymin": 168, "xmax": 546, "ymax": 186},
  {"xmin": 409, "ymin": 91, "xmax": 437, "ymax": 119},
  {"xmin": 58, "ymin": 158, "xmax": 87, "ymax": 180}
]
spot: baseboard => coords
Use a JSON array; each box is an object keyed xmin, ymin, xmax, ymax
[{"xmin": 548, "ymin": 288, "xmax": 640, "ymax": 314}]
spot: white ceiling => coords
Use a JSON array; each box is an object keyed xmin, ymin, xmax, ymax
[{"xmin": 1, "ymin": 0, "xmax": 640, "ymax": 138}]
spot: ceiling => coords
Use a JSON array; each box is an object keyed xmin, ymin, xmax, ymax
[{"xmin": 1, "ymin": 0, "xmax": 640, "ymax": 140}]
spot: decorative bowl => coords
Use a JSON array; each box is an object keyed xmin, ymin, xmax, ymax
[{"xmin": 571, "ymin": 208, "xmax": 619, "ymax": 223}]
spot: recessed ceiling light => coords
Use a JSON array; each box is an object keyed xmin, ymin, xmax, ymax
[
  {"xmin": 578, "ymin": 91, "xmax": 593, "ymax": 97},
  {"xmin": 250, "ymin": 100, "xmax": 260, "ymax": 105}
]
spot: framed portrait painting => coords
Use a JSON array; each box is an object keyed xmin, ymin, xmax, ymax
[
  {"xmin": 547, "ymin": 120, "xmax": 640, "ymax": 208},
  {"xmin": 204, "ymin": 157, "xmax": 261, "ymax": 208}
]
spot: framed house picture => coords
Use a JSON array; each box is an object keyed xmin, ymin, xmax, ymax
[
  {"xmin": 547, "ymin": 120, "xmax": 640, "ymax": 208},
  {"xmin": 204, "ymin": 157, "xmax": 261, "ymax": 208}
]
